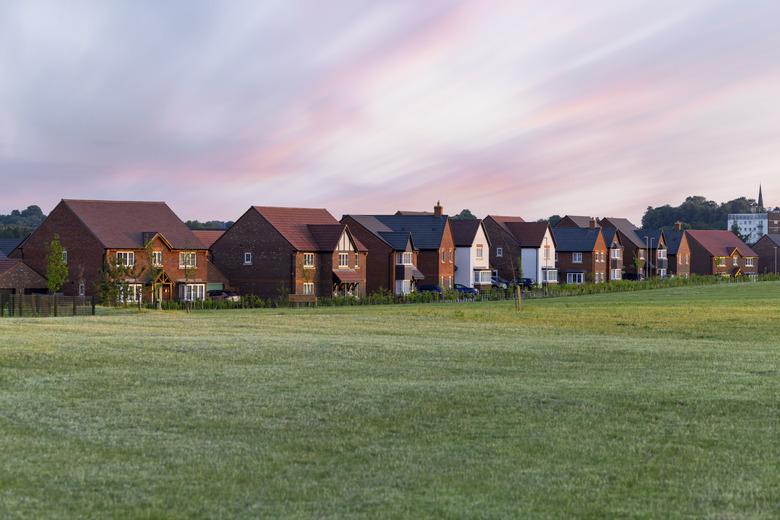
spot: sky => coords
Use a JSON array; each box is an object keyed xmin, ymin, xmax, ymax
[{"xmin": 1, "ymin": 0, "xmax": 779, "ymax": 223}]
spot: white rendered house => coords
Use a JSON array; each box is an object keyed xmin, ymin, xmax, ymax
[{"xmin": 450, "ymin": 219, "xmax": 492, "ymax": 289}]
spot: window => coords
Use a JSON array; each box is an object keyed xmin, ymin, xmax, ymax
[
  {"xmin": 476, "ymin": 244, "xmax": 483, "ymax": 259},
  {"xmin": 572, "ymin": 252, "xmax": 583, "ymax": 263},
  {"xmin": 398, "ymin": 252, "xmax": 413, "ymax": 265},
  {"xmin": 717, "ymin": 257, "xmax": 726, "ymax": 267},
  {"xmin": 732, "ymin": 255, "xmax": 739, "ymax": 267},
  {"xmin": 746, "ymin": 257, "xmax": 754, "ymax": 267},
  {"xmin": 78, "ymin": 281, "xmax": 85, "ymax": 297},
  {"xmin": 338, "ymin": 253, "xmax": 349, "ymax": 268},
  {"xmin": 496, "ymin": 247, "xmax": 503, "ymax": 258},
  {"xmin": 303, "ymin": 282, "xmax": 314, "ymax": 295},
  {"xmin": 544, "ymin": 245, "xmax": 550, "ymax": 260},
  {"xmin": 639, "ymin": 250, "xmax": 646, "ymax": 260},
  {"xmin": 244, "ymin": 252, "xmax": 252, "ymax": 265},
  {"xmin": 179, "ymin": 252, "xmax": 197, "ymax": 269},
  {"xmin": 474, "ymin": 270, "xmax": 491, "ymax": 284},
  {"xmin": 658, "ymin": 248, "xmax": 667, "ymax": 259},
  {"xmin": 566, "ymin": 273, "xmax": 584, "ymax": 284},
  {"xmin": 555, "ymin": 252, "xmax": 559, "ymax": 263},
  {"xmin": 181, "ymin": 283, "xmax": 205, "ymax": 301},
  {"xmin": 303, "ymin": 253, "xmax": 315, "ymax": 268},
  {"xmin": 611, "ymin": 268, "xmax": 621, "ymax": 280},
  {"xmin": 62, "ymin": 250, "xmax": 68, "ymax": 265},
  {"xmin": 116, "ymin": 251, "xmax": 135, "ymax": 267},
  {"xmin": 449, "ymin": 250, "xmax": 453, "ymax": 263},
  {"xmin": 119, "ymin": 284, "xmax": 143, "ymax": 303},
  {"xmin": 685, "ymin": 255, "xmax": 689, "ymax": 265},
  {"xmin": 611, "ymin": 248, "xmax": 621, "ymax": 259},
  {"xmin": 152, "ymin": 250, "xmax": 163, "ymax": 267},
  {"xmin": 659, "ymin": 268, "xmax": 667, "ymax": 278}
]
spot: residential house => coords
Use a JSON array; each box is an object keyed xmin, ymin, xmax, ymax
[
  {"xmin": 192, "ymin": 229, "xmax": 231, "ymax": 293},
  {"xmin": 482, "ymin": 215, "xmax": 525, "ymax": 282},
  {"xmin": 663, "ymin": 223, "xmax": 692, "ymax": 277},
  {"xmin": 551, "ymin": 226, "xmax": 608, "ymax": 284},
  {"xmin": 210, "ymin": 207, "xmax": 367, "ymax": 300},
  {"xmin": 449, "ymin": 219, "xmax": 492, "ymax": 289},
  {"xmin": 686, "ymin": 230, "xmax": 758, "ymax": 277},
  {"xmin": 751, "ymin": 234, "xmax": 780, "ymax": 274},
  {"xmin": 600, "ymin": 217, "xmax": 648, "ymax": 279},
  {"xmin": 0, "ymin": 259, "xmax": 47, "ymax": 296},
  {"xmin": 635, "ymin": 229, "xmax": 669, "ymax": 278},
  {"xmin": 602, "ymin": 227, "xmax": 624, "ymax": 281},
  {"xmin": 483, "ymin": 216, "xmax": 557, "ymax": 285},
  {"xmin": 11, "ymin": 200, "xmax": 209, "ymax": 302},
  {"xmin": 555, "ymin": 215, "xmax": 594, "ymax": 229},
  {"xmin": 341, "ymin": 215, "xmax": 423, "ymax": 295}
]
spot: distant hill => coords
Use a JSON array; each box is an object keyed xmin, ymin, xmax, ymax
[
  {"xmin": 0, "ymin": 205, "xmax": 46, "ymax": 238},
  {"xmin": 641, "ymin": 196, "xmax": 758, "ymax": 230}
]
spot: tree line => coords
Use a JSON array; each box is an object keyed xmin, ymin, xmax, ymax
[
  {"xmin": 0, "ymin": 205, "xmax": 46, "ymax": 238},
  {"xmin": 641, "ymin": 196, "xmax": 760, "ymax": 230}
]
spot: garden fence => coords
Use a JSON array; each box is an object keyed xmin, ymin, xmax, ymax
[{"xmin": 0, "ymin": 294, "xmax": 96, "ymax": 318}]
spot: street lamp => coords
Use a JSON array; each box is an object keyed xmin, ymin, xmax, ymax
[
  {"xmin": 650, "ymin": 238, "xmax": 656, "ymax": 277},
  {"xmin": 774, "ymin": 246, "xmax": 777, "ymax": 274}
]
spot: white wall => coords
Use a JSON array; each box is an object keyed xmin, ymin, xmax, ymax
[
  {"xmin": 454, "ymin": 223, "xmax": 491, "ymax": 287},
  {"xmin": 520, "ymin": 228, "xmax": 556, "ymax": 284},
  {"xmin": 454, "ymin": 246, "xmax": 472, "ymax": 286}
]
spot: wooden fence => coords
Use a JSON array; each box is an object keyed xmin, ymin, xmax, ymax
[{"xmin": 0, "ymin": 294, "xmax": 96, "ymax": 318}]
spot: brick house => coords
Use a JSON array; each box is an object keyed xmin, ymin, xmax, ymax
[
  {"xmin": 0, "ymin": 259, "xmax": 47, "ymax": 296},
  {"xmin": 387, "ymin": 204, "xmax": 455, "ymax": 290},
  {"xmin": 686, "ymin": 230, "xmax": 758, "ymax": 277},
  {"xmin": 483, "ymin": 216, "xmax": 557, "ymax": 285},
  {"xmin": 341, "ymin": 215, "xmax": 423, "ymax": 295},
  {"xmin": 598, "ymin": 217, "xmax": 650, "ymax": 279},
  {"xmin": 211, "ymin": 207, "xmax": 367, "ymax": 300},
  {"xmin": 11, "ymin": 200, "xmax": 209, "ymax": 302},
  {"xmin": 635, "ymin": 229, "xmax": 669, "ymax": 278},
  {"xmin": 601, "ymin": 228, "xmax": 624, "ymax": 281},
  {"xmin": 664, "ymin": 223, "xmax": 692, "ymax": 277},
  {"xmin": 752, "ymin": 234, "xmax": 780, "ymax": 274},
  {"xmin": 551, "ymin": 225, "xmax": 608, "ymax": 284}
]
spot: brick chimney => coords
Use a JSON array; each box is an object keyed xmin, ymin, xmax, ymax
[
  {"xmin": 675, "ymin": 221, "xmax": 683, "ymax": 231},
  {"xmin": 589, "ymin": 217, "xmax": 597, "ymax": 229},
  {"xmin": 434, "ymin": 201, "xmax": 443, "ymax": 216}
]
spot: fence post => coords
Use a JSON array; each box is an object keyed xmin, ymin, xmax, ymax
[
  {"xmin": 73, "ymin": 296, "xmax": 77, "ymax": 316},
  {"xmin": 53, "ymin": 294, "xmax": 58, "ymax": 317},
  {"xmin": 91, "ymin": 296, "xmax": 96, "ymax": 316}
]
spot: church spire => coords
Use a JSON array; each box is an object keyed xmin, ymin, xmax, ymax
[{"xmin": 758, "ymin": 184, "xmax": 764, "ymax": 211}]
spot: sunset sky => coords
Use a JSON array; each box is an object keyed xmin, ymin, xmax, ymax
[{"xmin": 1, "ymin": 0, "xmax": 779, "ymax": 222}]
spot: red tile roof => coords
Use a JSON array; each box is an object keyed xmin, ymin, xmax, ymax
[
  {"xmin": 686, "ymin": 230, "xmax": 758, "ymax": 257},
  {"xmin": 253, "ymin": 207, "xmax": 366, "ymax": 252},
  {"xmin": 192, "ymin": 230, "xmax": 225, "ymax": 248},
  {"xmin": 62, "ymin": 200, "xmax": 205, "ymax": 250}
]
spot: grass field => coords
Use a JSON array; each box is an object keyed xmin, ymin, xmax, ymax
[{"xmin": 1, "ymin": 283, "xmax": 779, "ymax": 518}]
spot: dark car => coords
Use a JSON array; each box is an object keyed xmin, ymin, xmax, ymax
[
  {"xmin": 516, "ymin": 278, "xmax": 534, "ymax": 289},
  {"xmin": 208, "ymin": 290, "xmax": 241, "ymax": 302},
  {"xmin": 491, "ymin": 275, "xmax": 509, "ymax": 289},
  {"xmin": 454, "ymin": 283, "xmax": 479, "ymax": 295},
  {"xmin": 416, "ymin": 285, "xmax": 442, "ymax": 294}
]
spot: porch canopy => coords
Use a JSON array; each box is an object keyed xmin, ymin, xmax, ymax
[{"xmin": 332, "ymin": 269, "xmax": 362, "ymax": 283}]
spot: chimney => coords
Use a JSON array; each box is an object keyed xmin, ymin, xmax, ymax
[
  {"xmin": 434, "ymin": 201, "xmax": 443, "ymax": 216},
  {"xmin": 589, "ymin": 217, "xmax": 597, "ymax": 229},
  {"xmin": 675, "ymin": 221, "xmax": 683, "ymax": 231}
]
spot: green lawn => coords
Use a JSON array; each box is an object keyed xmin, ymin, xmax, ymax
[{"xmin": 1, "ymin": 283, "xmax": 779, "ymax": 518}]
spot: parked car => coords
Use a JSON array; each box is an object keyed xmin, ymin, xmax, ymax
[
  {"xmin": 454, "ymin": 283, "xmax": 479, "ymax": 295},
  {"xmin": 491, "ymin": 276, "xmax": 509, "ymax": 289},
  {"xmin": 515, "ymin": 278, "xmax": 534, "ymax": 289},
  {"xmin": 208, "ymin": 290, "xmax": 241, "ymax": 302},
  {"xmin": 416, "ymin": 285, "xmax": 442, "ymax": 294}
]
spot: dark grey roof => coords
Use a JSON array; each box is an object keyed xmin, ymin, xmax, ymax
[
  {"xmin": 351, "ymin": 214, "xmax": 448, "ymax": 250},
  {"xmin": 601, "ymin": 217, "xmax": 644, "ymax": 248},
  {"xmin": 551, "ymin": 227, "xmax": 600, "ymax": 252},
  {"xmin": 760, "ymin": 234, "xmax": 780, "ymax": 246},
  {"xmin": 377, "ymin": 231, "xmax": 414, "ymax": 251},
  {"xmin": 449, "ymin": 219, "xmax": 481, "ymax": 247},
  {"xmin": 635, "ymin": 229, "xmax": 663, "ymax": 247},
  {"xmin": 0, "ymin": 237, "xmax": 24, "ymax": 256},
  {"xmin": 602, "ymin": 227, "xmax": 619, "ymax": 246},
  {"xmin": 663, "ymin": 230, "xmax": 685, "ymax": 254}
]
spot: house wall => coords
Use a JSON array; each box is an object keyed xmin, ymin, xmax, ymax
[
  {"xmin": 607, "ymin": 237, "xmax": 624, "ymax": 281},
  {"xmin": 211, "ymin": 209, "xmax": 296, "ymax": 298},
  {"xmin": 688, "ymin": 237, "xmax": 758, "ymax": 276},
  {"xmin": 556, "ymin": 233, "xmax": 607, "ymax": 283},
  {"xmin": 754, "ymin": 236, "xmax": 779, "ymax": 273},
  {"xmin": 483, "ymin": 218, "xmax": 521, "ymax": 281},
  {"xmin": 522, "ymin": 227, "xmax": 556, "ymax": 284},
  {"xmin": 0, "ymin": 262, "xmax": 48, "ymax": 294},
  {"xmin": 454, "ymin": 246, "xmax": 472, "ymax": 287},
  {"xmin": 669, "ymin": 235, "xmax": 691, "ymax": 277},
  {"xmin": 341, "ymin": 216, "xmax": 393, "ymax": 294},
  {"xmin": 11, "ymin": 202, "xmax": 105, "ymax": 297},
  {"xmin": 416, "ymin": 222, "xmax": 455, "ymax": 289},
  {"xmin": 326, "ymin": 232, "xmax": 366, "ymax": 297}
]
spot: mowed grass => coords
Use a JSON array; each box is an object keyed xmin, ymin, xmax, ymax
[{"xmin": 1, "ymin": 283, "xmax": 779, "ymax": 518}]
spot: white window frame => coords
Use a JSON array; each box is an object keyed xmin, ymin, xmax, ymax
[
  {"xmin": 732, "ymin": 255, "xmax": 739, "ymax": 267},
  {"xmin": 745, "ymin": 257, "xmax": 754, "ymax": 267},
  {"xmin": 611, "ymin": 268, "xmax": 621, "ymax": 280},
  {"xmin": 181, "ymin": 283, "xmax": 205, "ymax": 302},
  {"xmin": 244, "ymin": 252, "xmax": 252, "ymax": 265},
  {"xmin": 302, "ymin": 282, "xmax": 314, "ymax": 295},
  {"xmin": 496, "ymin": 247, "xmax": 503, "ymax": 258},
  {"xmin": 78, "ymin": 281, "xmax": 86, "ymax": 297},
  {"xmin": 62, "ymin": 250, "xmax": 68, "ymax": 265},
  {"xmin": 179, "ymin": 252, "xmax": 197, "ymax": 269},
  {"xmin": 657, "ymin": 248, "xmax": 667, "ymax": 260},
  {"xmin": 152, "ymin": 250, "xmax": 163, "ymax": 267},
  {"xmin": 611, "ymin": 248, "xmax": 621, "ymax": 259},
  {"xmin": 338, "ymin": 252, "xmax": 349, "ymax": 268},
  {"xmin": 303, "ymin": 252, "xmax": 315, "ymax": 268},
  {"xmin": 476, "ymin": 244, "xmax": 484, "ymax": 259},
  {"xmin": 116, "ymin": 251, "xmax": 135, "ymax": 267},
  {"xmin": 572, "ymin": 252, "xmax": 583, "ymax": 264},
  {"xmin": 566, "ymin": 272, "xmax": 584, "ymax": 284},
  {"xmin": 717, "ymin": 257, "xmax": 726, "ymax": 267},
  {"xmin": 398, "ymin": 251, "xmax": 413, "ymax": 265},
  {"xmin": 119, "ymin": 283, "xmax": 143, "ymax": 303}
]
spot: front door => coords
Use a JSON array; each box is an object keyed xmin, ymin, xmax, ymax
[{"xmin": 162, "ymin": 284, "xmax": 172, "ymax": 301}]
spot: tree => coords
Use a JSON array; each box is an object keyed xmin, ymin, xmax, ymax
[
  {"xmin": 450, "ymin": 209, "xmax": 477, "ymax": 220},
  {"xmin": 731, "ymin": 223, "xmax": 751, "ymax": 244},
  {"xmin": 46, "ymin": 234, "xmax": 68, "ymax": 293},
  {"xmin": 642, "ymin": 195, "xmax": 759, "ymax": 230},
  {"xmin": 546, "ymin": 215, "xmax": 562, "ymax": 227}
]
